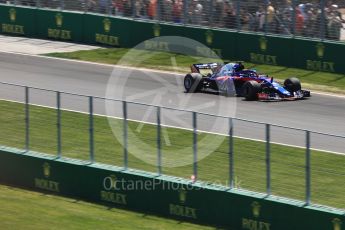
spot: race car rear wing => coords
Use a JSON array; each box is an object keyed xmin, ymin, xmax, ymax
[
  {"xmin": 191, "ymin": 63, "xmax": 220, "ymax": 73},
  {"xmin": 191, "ymin": 62, "xmax": 244, "ymax": 73}
]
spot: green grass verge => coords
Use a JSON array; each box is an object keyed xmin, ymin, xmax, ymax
[
  {"xmin": 0, "ymin": 184, "xmax": 215, "ymax": 230},
  {"xmin": 0, "ymin": 99, "xmax": 344, "ymax": 210},
  {"xmin": 45, "ymin": 48, "xmax": 345, "ymax": 94}
]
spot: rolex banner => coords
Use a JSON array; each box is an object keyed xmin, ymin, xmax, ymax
[
  {"xmin": 0, "ymin": 148, "xmax": 344, "ymax": 230},
  {"xmin": 36, "ymin": 9, "xmax": 83, "ymax": 42},
  {"xmin": 292, "ymin": 38, "xmax": 345, "ymax": 73},
  {"xmin": 83, "ymin": 14, "xmax": 132, "ymax": 47},
  {"xmin": 182, "ymin": 26, "xmax": 236, "ymax": 59},
  {"xmin": 0, "ymin": 5, "xmax": 36, "ymax": 36},
  {"xmin": 235, "ymin": 33, "xmax": 293, "ymax": 67}
]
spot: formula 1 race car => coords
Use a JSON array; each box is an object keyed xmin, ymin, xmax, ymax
[{"xmin": 184, "ymin": 62, "xmax": 311, "ymax": 101}]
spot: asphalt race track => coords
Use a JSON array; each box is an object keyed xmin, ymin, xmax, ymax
[{"xmin": 0, "ymin": 52, "xmax": 344, "ymax": 153}]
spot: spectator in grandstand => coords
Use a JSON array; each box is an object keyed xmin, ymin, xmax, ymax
[
  {"xmin": 86, "ymin": 0, "xmax": 98, "ymax": 12},
  {"xmin": 329, "ymin": 4, "xmax": 345, "ymax": 23},
  {"xmin": 172, "ymin": 0, "xmax": 183, "ymax": 23},
  {"xmin": 194, "ymin": 1, "xmax": 203, "ymax": 24},
  {"xmin": 134, "ymin": 0, "xmax": 148, "ymax": 18},
  {"xmin": 223, "ymin": 1, "xmax": 236, "ymax": 29},
  {"xmin": 147, "ymin": 0, "xmax": 157, "ymax": 20},
  {"xmin": 202, "ymin": 0, "xmax": 213, "ymax": 22},
  {"xmin": 98, "ymin": 0, "xmax": 108, "ymax": 13},
  {"xmin": 143, "ymin": 0, "xmax": 150, "ymax": 18},
  {"xmin": 325, "ymin": 0, "xmax": 334, "ymax": 13},
  {"xmin": 162, "ymin": 0, "xmax": 173, "ymax": 21},
  {"xmin": 303, "ymin": 5, "xmax": 318, "ymax": 37},
  {"xmin": 276, "ymin": 0, "xmax": 293, "ymax": 34},
  {"xmin": 212, "ymin": 0, "xmax": 224, "ymax": 25},
  {"xmin": 298, "ymin": 4, "xmax": 307, "ymax": 21},
  {"xmin": 266, "ymin": 1, "xmax": 276, "ymax": 33},
  {"xmin": 240, "ymin": 8, "xmax": 255, "ymax": 31},
  {"xmin": 188, "ymin": 0, "xmax": 203, "ymax": 25},
  {"xmin": 295, "ymin": 6, "xmax": 304, "ymax": 35},
  {"xmin": 123, "ymin": 0, "xmax": 133, "ymax": 16},
  {"xmin": 314, "ymin": 5, "xmax": 329, "ymax": 38},
  {"xmin": 279, "ymin": 0, "xmax": 293, "ymax": 15},
  {"xmin": 326, "ymin": 4, "xmax": 345, "ymax": 39},
  {"xmin": 135, "ymin": 0, "xmax": 141, "ymax": 17},
  {"xmin": 112, "ymin": 0, "xmax": 124, "ymax": 16},
  {"xmin": 256, "ymin": 5, "xmax": 266, "ymax": 32}
]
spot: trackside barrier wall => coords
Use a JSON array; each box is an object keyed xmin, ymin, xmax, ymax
[
  {"xmin": 0, "ymin": 5, "xmax": 36, "ymax": 37},
  {"xmin": 1, "ymin": 4, "xmax": 345, "ymax": 74},
  {"xmin": 0, "ymin": 147, "xmax": 344, "ymax": 230},
  {"xmin": 36, "ymin": 9, "xmax": 84, "ymax": 42},
  {"xmin": 82, "ymin": 14, "xmax": 132, "ymax": 47}
]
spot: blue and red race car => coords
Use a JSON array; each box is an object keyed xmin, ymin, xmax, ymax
[{"xmin": 184, "ymin": 62, "xmax": 311, "ymax": 101}]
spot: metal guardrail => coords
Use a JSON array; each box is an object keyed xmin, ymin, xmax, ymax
[
  {"xmin": 1, "ymin": 0, "xmax": 345, "ymax": 41},
  {"xmin": 0, "ymin": 81, "xmax": 344, "ymax": 210}
]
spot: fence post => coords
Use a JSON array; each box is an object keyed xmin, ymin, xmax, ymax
[
  {"xmin": 57, "ymin": 91, "xmax": 61, "ymax": 158},
  {"xmin": 305, "ymin": 130, "xmax": 311, "ymax": 205},
  {"xmin": 89, "ymin": 96, "xmax": 94, "ymax": 163},
  {"xmin": 25, "ymin": 86, "xmax": 29, "ymax": 152},
  {"xmin": 157, "ymin": 106, "xmax": 162, "ymax": 175},
  {"xmin": 193, "ymin": 112, "xmax": 198, "ymax": 181},
  {"xmin": 123, "ymin": 101, "xmax": 128, "ymax": 169},
  {"xmin": 266, "ymin": 124, "xmax": 271, "ymax": 195},
  {"xmin": 229, "ymin": 118, "xmax": 234, "ymax": 188}
]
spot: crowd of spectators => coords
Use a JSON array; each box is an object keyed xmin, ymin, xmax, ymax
[
  {"xmin": 2, "ymin": 0, "xmax": 344, "ymax": 40},
  {"xmin": 105, "ymin": 0, "xmax": 345, "ymax": 40},
  {"xmin": 262, "ymin": 0, "xmax": 345, "ymax": 40}
]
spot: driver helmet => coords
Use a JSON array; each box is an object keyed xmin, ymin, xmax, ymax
[{"xmin": 233, "ymin": 63, "xmax": 244, "ymax": 72}]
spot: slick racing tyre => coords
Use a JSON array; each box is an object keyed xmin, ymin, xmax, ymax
[
  {"xmin": 242, "ymin": 80, "xmax": 261, "ymax": 101},
  {"xmin": 184, "ymin": 73, "xmax": 202, "ymax": 93},
  {"xmin": 284, "ymin": 77, "xmax": 301, "ymax": 92}
]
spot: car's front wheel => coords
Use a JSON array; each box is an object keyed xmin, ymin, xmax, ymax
[
  {"xmin": 184, "ymin": 73, "xmax": 202, "ymax": 93},
  {"xmin": 284, "ymin": 77, "xmax": 301, "ymax": 92},
  {"xmin": 242, "ymin": 80, "xmax": 261, "ymax": 101}
]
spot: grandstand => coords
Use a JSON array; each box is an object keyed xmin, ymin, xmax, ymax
[{"xmin": 2, "ymin": 0, "xmax": 345, "ymax": 40}]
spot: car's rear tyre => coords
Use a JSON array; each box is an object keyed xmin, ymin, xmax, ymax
[
  {"xmin": 284, "ymin": 77, "xmax": 301, "ymax": 92},
  {"xmin": 184, "ymin": 73, "xmax": 202, "ymax": 93},
  {"xmin": 242, "ymin": 80, "xmax": 261, "ymax": 101}
]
